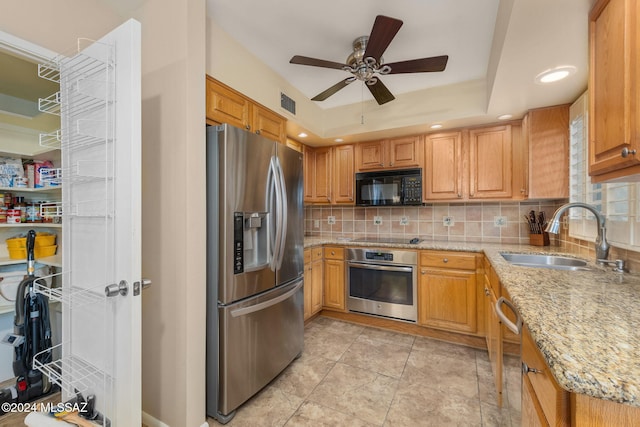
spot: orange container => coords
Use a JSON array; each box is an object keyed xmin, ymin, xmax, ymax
[
  {"xmin": 6, "ymin": 233, "xmax": 56, "ymax": 249},
  {"xmin": 7, "ymin": 245, "xmax": 57, "ymax": 260}
]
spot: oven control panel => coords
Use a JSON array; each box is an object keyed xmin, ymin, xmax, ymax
[{"xmin": 365, "ymin": 252, "xmax": 394, "ymax": 262}]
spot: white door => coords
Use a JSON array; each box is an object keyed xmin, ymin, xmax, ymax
[{"xmin": 41, "ymin": 19, "xmax": 141, "ymax": 426}]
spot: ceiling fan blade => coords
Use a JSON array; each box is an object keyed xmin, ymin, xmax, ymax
[
  {"xmin": 364, "ymin": 15, "xmax": 403, "ymax": 61},
  {"xmin": 386, "ymin": 55, "xmax": 449, "ymax": 74},
  {"xmin": 290, "ymin": 55, "xmax": 348, "ymax": 70},
  {"xmin": 311, "ymin": 78, "xmax": 355, "ymax": 101},
  {"xmin": 366, "ymin": 79, "xmax": 395, "ymax": 105}
]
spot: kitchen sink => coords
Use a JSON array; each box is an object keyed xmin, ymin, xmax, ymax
[{"xmin": 500, "ymin": 253, "xmax": 591, "ymax": 271}]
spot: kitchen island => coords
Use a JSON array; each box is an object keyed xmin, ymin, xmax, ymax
[{"xmin": 304, "ymin": 236, "xmax": 640, "ymax": 423}]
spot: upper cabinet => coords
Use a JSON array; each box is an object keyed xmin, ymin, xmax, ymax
[
  {"xmin": 525, "ymin": 105, "xmax": 570, "ymax": 199},
  {"xmin": 304, "ymin": 144, "xmax": 354, "ymax": 205},
  {"xmin": 469, "ymin": 125, "xmax": 514, "ymax": 199},
  {"xmin": 206, "ymin": 76, "xmax": 286, "ymax": 144},
  {"xmin": 423, "ymin": 131, "xmax": 464, "ymax": 200},
  {"xmin": 355, "ymin": 135, "xmax": 423, "ymax": 172},
  {"xmin": 588, "ymin": 0, "xmax": 640, "ymax": 181}
]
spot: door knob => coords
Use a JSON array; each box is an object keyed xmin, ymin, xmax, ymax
[
  {"xmin": 105, "ymin": 280, "xmax": 128, "ymax": 297},
  {"xmin": 133, "ymin": 278, "xmax": 152, "ymax": 296}
]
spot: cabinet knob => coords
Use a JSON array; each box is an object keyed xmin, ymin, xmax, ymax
[
  {"xmin": 331, "ymin": 251, "xmax": 335, "ymax": 256},
  {"xmin": 442, "ymin": 258, "xmax": 448, "ymax": 263},
  {"xmin": 484, "ymin": 287, "xmax": 490, "ymax": 296},
  {"xmin": 390, "ymin": 162, "xmax": 394, "ymax": 166},
  {"xmin": 245, "ymin": 125, "xmax": 251, "ymax": 130},
  {"xmin": 255, "ymin": 130, "xmax": 261, "ymax": 135},
  {"xmin": 379, "ymin": 163, "xmax": 384, "ymax": 167},
  {"xmin": 421, "ymin": 270, "xmax": 426, "ymax": 275},
  {"xmin": 457, "ymin": 193, "xmax": 462, "ymax": 198},
  {"xmin": 522, "ymin": 362, "xmax": 542, "ymax": 375},
  {"xmin": 621, "ymin": 147, "xmax": 637, "ymax": 158}
]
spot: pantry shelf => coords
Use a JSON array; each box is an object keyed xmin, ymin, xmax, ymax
[{"xmin": 0, "ymin": 186, "xmax": 61, "ymax": 193}]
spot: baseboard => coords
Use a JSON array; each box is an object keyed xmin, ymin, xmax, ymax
[{"xmin": 142, "ymin": 411, "xmax": 209, "ymax": 427}]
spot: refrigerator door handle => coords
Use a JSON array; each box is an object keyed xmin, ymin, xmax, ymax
[
  {"xmin": 275, "ymin": 157, "xmax": 288, "ymax": 270},
  {"xmin": 229, "ymin": 280, "xmax": 302, "ymax": 317},
  {"xmin": 269, "ymin": 156, "xmax": 284, "ymax": 271}
]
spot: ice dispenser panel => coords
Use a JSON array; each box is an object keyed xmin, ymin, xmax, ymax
[{"xmin": 234, "ymin": 212, "xmax": 269, "ymax": 274}]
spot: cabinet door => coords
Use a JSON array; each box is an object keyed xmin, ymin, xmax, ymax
[
  {"xmin": 303, "ymin": 250, "xmax": 312, "ymax": 320},
  {"xmin": 323, "ymin": 259, "xmax": 345, "ymax": 311},
  {"xmin": 303, "ymin": 146, "xmax": 332, "ymax": 204},
  {"xmin": 310, "ymin": 258, "xmax": 323, "ymax": 315},
  {"xmin": 522, "ymin": 374, "xmax": 546, "ymax": 427},
  {"xmin": 424, "ymin": 132, "xmax": 463, "ymax": 200},
  {"xmin": 205, "ymin": 77, "xmax": 250, "ymax": 128},
  {"xmin": 485, "ymin": 282, "xmax": 503, "ymax": 407},
  {"xmin": 388, "ymin": 136, "xmax": 422, "ymax": 169},
  {"xmin": 418, "ymin": 268, "xmax": 477, "ymax": 333},
  {"xmin": 469, "ymin": 125, "xmax": 513, "ymax": 199},
  {"xmin": 527, "ymin": 106, "xmax": 569, "ymax": 199},
  {"xmin": 356, "ymin": 140, "xmax": 385, "ymax": 171},
  {"xmin": 589, "ymin": 0, "xmax": 640, "ymax": 177},
  {"xmin": 333, "ymin": 144, "xmax": 354, "ymax": 204},
  {"xmin": 252, "ymin": 104, "xmax": 286, "ymax": 144}
]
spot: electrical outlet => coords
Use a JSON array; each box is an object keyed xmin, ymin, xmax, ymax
[
  {"xmin": 373, "ymin": 216, "xmax": 383, "ymax": 226},
  {"xmin": 314, "ymin": 219, "xmax": 320, "ymax": 229},
  {"xmin": 443, "ymin": 216, "xmax": 454, "ymax": 227},
  {"xmin": 399, "ymin": 216, "xmax": 409, "ymax": 226},
  {"xmin": 494, "ymin": 216, "xmax": 507, "ymax": 227},
  {"xmin": 327, "ymin": 216, "xmax": 336, "ymax": 225}
]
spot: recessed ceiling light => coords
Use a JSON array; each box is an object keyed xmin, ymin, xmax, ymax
[
  {"xmin": 430, "ymin": 124, "xmax": 443, "ymax": 129},
  {"xmin": 535, "ymin": 66, "xmax": 577, "ymax": 84},
  {"xmin": 497, "ymin": 114, "xmax": 513, "ymax": 120},
  {"xmin": 334, "ymin": 138, "xmax": 344, "ymax": 143},
  {"xmin": 298, "ymin": 132, "xmax": 308, "ymax": 138}
]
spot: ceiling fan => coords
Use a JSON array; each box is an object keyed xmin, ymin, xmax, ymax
[{"xmin": 290, "ymin": 15, "xmax": 449, "ymax": 105}]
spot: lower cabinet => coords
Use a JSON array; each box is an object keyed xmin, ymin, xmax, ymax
[
  {"xmin": 303, "ymin": 247, "xmax": 323, "ymax": 320},
  {"xmin": 521, "ymin": 325, "xmax": 570, "ymax": 426},
  {"xmin": 418, "ymin": 251, "xmax": 478, "ymax": 333},
  {"xmin": 484, "ymin": 273, "xmax": 503, "ymax": 407},
  {"xmin": 322, "ymin": 246, "xmax": 346, "ymax": 311}
]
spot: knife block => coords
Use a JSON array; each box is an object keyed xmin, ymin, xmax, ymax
[{"xmin": 529, "ymin": 232, "xmax": 550, "ymax": 246}]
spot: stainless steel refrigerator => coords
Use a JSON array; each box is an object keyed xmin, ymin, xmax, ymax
[{"xmin": 206, "ymin": 124, "xmax": 304, "ymax": 424}]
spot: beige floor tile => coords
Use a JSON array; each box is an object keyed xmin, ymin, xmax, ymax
[
  {"xmin": 284, "ymin": 401, "xmax": 377, "ymax": 427},
  {"xmin": 480, "ymin": 401, "xmax": 512, "ymax": 427},
  {"xmin": 307, "ymin": 362, "xmax": 399, "ymax": 425},
  {"xmin": 385, "ymin": 381, "xmax": 482, "ymax": 426},
  {"xmin": 359, "ymin": 326, "xmax": 416, "ymax": 348},
  {"xmin": 271, "ymin": 353, "xmax": 335, "ymax": 399},
  {"xmin": 302, "ymin": 329, "xmax": 357, "ymax": 361},
  {"xmin": 212, "ymin": 387, "xmax": 303, "ymax": 427},
  {"xmin": 339, "ymin": 335, "xmax": 411, "ymax": 378}
]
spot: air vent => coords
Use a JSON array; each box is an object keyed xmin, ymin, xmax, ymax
[{"xmin": 280, "ymin": 92, "xmax": 296, "ymax": 115}]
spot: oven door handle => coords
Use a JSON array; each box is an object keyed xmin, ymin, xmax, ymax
[{"xmin": 348, "ymin": 262, "xmax": 413, "ymax": 273}]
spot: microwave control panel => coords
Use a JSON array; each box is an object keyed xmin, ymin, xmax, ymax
[{"xmin": 403, "ymin": 176, "xmax": 422, "ymax": 203}]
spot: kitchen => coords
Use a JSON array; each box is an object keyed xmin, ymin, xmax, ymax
[{"xmin": 0, "ymin": 0, "xmax": 639, "ymax": 426}]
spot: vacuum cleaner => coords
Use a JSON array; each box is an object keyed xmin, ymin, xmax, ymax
[{"xmin": 0, "ymin": 229, "xmax": 54, "ymax": 413}]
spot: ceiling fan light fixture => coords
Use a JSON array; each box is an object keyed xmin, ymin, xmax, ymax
[{"xmin": 535, "ymin": 66, "xmax": 576, "ymax": 84}]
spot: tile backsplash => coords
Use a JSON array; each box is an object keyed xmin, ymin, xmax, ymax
[{"xmin": 304, "ymin": 201, "xmax": 564, "ymax": 245}]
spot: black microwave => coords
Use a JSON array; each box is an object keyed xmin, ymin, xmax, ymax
[{"xmin": 355, "ymin": 168, "xmax": 422, "ymax": 206}]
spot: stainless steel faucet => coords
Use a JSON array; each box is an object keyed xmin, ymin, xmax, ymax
[{"xmin": 545, "ymin": 202, "xmax": 610, "ymax": 261}]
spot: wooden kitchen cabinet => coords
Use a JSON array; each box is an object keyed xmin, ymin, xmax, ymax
[
  {"xmin": 304, "ymin": 144, "xmax": 354, "ymax": 205},
  {"xmin": 303, "ymin": 145, "xmax": 332, "ymax": 204},
  {"xmin": 332, "ymin": 144, "xmax": 355, "ymax": 204},
  {"xmin": 521, "ymin": 325, "xmax": 570, "ymax": 427},
  {"xmin": 303, "ymin": 247, "xmax": 323, "ymax": 320},
  {"xmin": 418, "ymin": 251, "xmax": 478, "ymax": 334},
  {"xmin": 524, "ymin": 105, "xmax": 570, "ymax": 199},
  {"xmin": 355, "ymin": 135, "xmax": 423, "ymax": 171},
  {"xmin": 323, "ymin": 246, "xmax": 346, "ymax": 311},
  {"xmin": 469, "ymin": 125, "xmax": 513, "ymax": 199},
  {"xmin": 588, "ymin": 0, "xmax": 640, "ymax": 181},
  {"xmin": 423, "ymin": 131, "xmax": 464, "ymax": 200},
  {"xmin": 206, "ymin": 76, "xmax": 286, "ymax": 144},
  {"xmin": 484, "ymin": 264, "xmax": 503, "ymax": 407}
]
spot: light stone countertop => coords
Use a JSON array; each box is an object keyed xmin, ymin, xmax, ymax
[{"xmin": 304, "ymin": 236, "xmax": 640, "ymax": 407}]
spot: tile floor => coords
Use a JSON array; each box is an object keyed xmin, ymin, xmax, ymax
[{"xmin": 208, "ymin": 316, "xmax": 521, "ymax": 427}]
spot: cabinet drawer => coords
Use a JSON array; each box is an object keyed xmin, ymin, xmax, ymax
[
  {"xmin": 311, "ymin": 247, "xmax": 323, "ymax": 261},
  {"xmin": 323, "ymin": 246, "xmax": 344, "ymax": 260},
  {"xmin": 420, "ymin": 251, "xmax": 476, "ymax": 270},
  {"xmin": 522, "ymin": 326, "xmax": 569, "ymax": 426}
]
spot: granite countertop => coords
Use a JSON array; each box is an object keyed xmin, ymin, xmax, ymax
[{"xmin": 304, "ymin": 236, "xmax": 640, "ymax": 407}]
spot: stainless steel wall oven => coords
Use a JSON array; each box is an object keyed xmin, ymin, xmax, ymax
[{"xmin": 346, "ymin": 248, "xmax": 418, "ymax": 322}]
